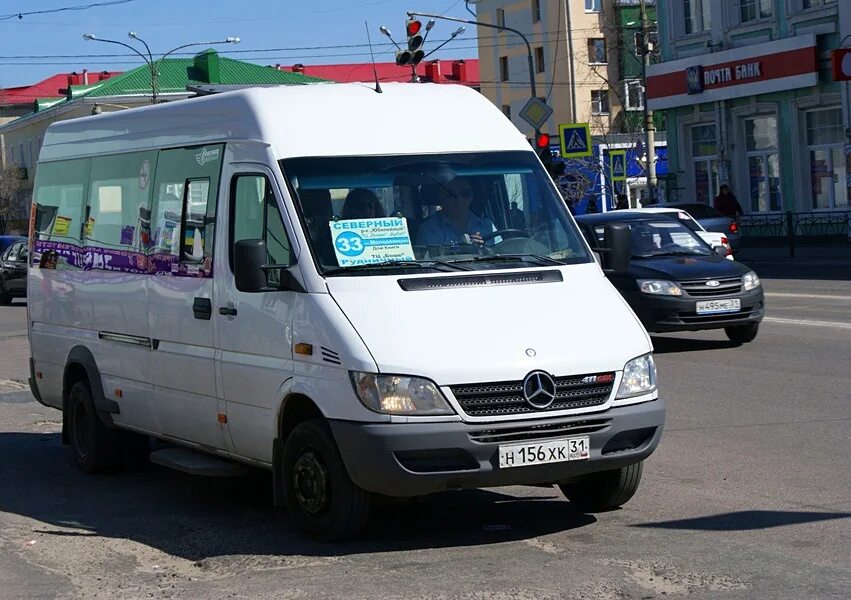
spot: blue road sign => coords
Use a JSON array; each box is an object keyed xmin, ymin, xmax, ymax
[{"xmin": 559, "ymin": 123, "xmax": 592, "ymax": 159}]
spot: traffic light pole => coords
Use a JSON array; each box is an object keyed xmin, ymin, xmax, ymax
[
  {"xmin": 640, "ymin": 0, "xmax": 657, "ymax": 203},
  {"xmin": 407, "ymin": 11, "xmax": 539, "ymax": 134}
]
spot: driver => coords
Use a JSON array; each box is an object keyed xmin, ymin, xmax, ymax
[{"xmin": 416, "ymin": 177, "xmax": 498, "ymax": 248}]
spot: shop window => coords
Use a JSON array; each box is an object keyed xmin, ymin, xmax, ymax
[
  {"xmin": 684, "ymin": 0, "xmax": 711, "ymax": 35},
  {"xmin": 588, "ymin": 39, "xmax": 607, "ymax": 64},
  {"xmin": 532, "ymin": 0, "xmax": 541, "ymax": 23},
  {"xmin": 800, "ymin": 0, "xmax": 837, "ymax": 10},
  {"xmin": 585, "ymin": 0, "xmax": 601, "ymax": 12},
  {"xmin": 591, "ymin": 90, "xmax": 610, "ymax": 115},
  {"xmin": 744, "ymin": 116, "xmax": 781, "ymax": 212},
  {"xmin": 496, "ymin": 8, "xmax": 505, "ymax": 28},
  {"xmin": 690, "ymin": 124, "xmax": 719, "ymax": 205},
  {"xmin": 806, "ymin": 108, "xmax": 847, "ymax": 210},
  {"xmin": 739, "ymin": 0, "xmax": 772, "ymax": 23}
]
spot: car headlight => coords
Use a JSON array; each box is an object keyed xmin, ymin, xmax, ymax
[
  {"xmin": 350, "ymin": 372, "xmax": 454, "ymax": 415},
  {"xmin": 617, "ymin": 354, "xmax": 657, "ymax": 399},
  {"xmin": 638, "ymin": 280, "xmax": 683, "ymax": 296},
  {"xmin": 742, "ymin": 271, "xmax": 760, "ymax": 291}
]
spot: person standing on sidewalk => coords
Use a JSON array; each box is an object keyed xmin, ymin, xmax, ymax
[{"xmin": 713, "ymin": 185, "xmax": 744, "ymax": 217}]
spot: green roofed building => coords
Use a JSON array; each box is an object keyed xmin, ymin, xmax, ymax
[{"xmin": 0, "ymin": 50, "xmax": 327, "ymax": 228}]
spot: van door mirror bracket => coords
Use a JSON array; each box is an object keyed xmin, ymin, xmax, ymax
[{"xmin": 601, "ymin": 223, "xmax": 631, "ymax": 276}]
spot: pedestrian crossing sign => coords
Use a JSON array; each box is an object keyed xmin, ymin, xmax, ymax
[
  {"xmin": 559, "ymin": 123, "xmax": 592, "ymax": 158},
  {"xmin": 610, "ymin": 150, "xmax": 627, "ymax": 181}
]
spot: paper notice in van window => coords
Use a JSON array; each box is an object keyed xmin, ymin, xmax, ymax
[
  {"xmin": 52, "ymin": 216, "xmax": 72, "ymax": 237},
  {"xmin": 85, "ymin": 217, "xmax": 95, "ymax": 238},
  {"xmin": 330, "ymin": 218, "xmax": 415, "ymax": 267}
]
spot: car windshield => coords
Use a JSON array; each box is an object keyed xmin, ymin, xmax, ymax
[
  {"xmin": 596, "ymin": 219, "xmax": 713, "ymax": 258},
  {"xmin": 280, "ymin": 151, "xmax": 592, "ymax": 275}
]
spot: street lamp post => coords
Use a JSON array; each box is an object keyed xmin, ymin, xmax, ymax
[
  {"xmin": 83, "ymin": 33, "xmax": 240, "ymax": 104},
  {"xmin": 639, "ymin": 0, "xmax": 657, "ymax": 204},
  {"xmin": 407, "ymin": 9, "xmax": 540, "ymax": 135}
]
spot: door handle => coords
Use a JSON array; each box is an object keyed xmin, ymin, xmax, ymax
[
  {"xmin": 192, "ymin": 297, "xmax": 212, "ymax": 320},
  {"xmin": 218, "ymin": 306, "xmax": 238, "ymax": 316}
]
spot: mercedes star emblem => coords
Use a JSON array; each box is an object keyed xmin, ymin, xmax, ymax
[
  {"xmin": 525, "ymin": 348, "xmax": 536, "ymax": 357},
  {"xmin": 522, "ymin": 370, "xmax": 557, "ymax": 409}
]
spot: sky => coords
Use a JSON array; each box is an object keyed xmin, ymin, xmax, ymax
[{"xmin": 0, "ymin": 0, "xmax": 481, "ymax": 88}]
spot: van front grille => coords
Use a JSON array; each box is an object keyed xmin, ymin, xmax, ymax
[{"xmin": 451, "ymin": 373, "xmax": 614, "ymax": 418}]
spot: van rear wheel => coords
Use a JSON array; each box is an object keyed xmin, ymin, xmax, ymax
[
  {"xmin": 282, "ymin": 420, "xmax": 370, "ymax": 542},
  {"xmin": 67, "ymin": 381, "xmax": 122, "ymax": 473},
  {"xmin": 559, "ymin": 462, "xmax": 643, "ymax": 512}
]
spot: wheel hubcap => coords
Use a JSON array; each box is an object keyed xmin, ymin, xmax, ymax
[{"xmin": 293, "ymin": 450, "xmax": 330, "ymax": 516}]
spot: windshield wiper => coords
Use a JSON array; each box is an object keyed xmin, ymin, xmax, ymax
[
  {"xmin": 323, "ymin": 260, "xmax": 468, "ymax": 276},
  {"xmin": 639, "ymin": 250, "xmax": 710, "ymax": 258},
  {"xmin": 447, "ymin": 254, "xmax": 565, "ymax": 266}
]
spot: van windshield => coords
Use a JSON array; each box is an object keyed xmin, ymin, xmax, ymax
[{"xmin": 280, "ymin": 151, "xmax": 592, "ymax": 275}]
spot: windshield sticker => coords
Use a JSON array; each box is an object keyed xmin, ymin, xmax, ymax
[
  {"xmin": 330, "ymin": 218, "xmax": 415, "ymax": 267},
  {"xmin": 139, "ymin": 160, "xmax": 150, "ymax": 190},
  {"xmin": 52, "ymin": 216, "xmax": 72, "ymax": 237},
  {"xmin": 84, "ymin": 217, "xmax": 95, "ymax": 238},
  {"xmin": 120, "ymin": 225, "xmax": 135, "ymax": 246}
]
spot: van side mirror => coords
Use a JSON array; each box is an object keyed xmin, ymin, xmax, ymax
[
  {"xmin": 234, "ymin": 239, "xmax": 304, "ymax": 293},
  {"xmin": 603, "ymin": 223, "xmax": 631, "ymax": 275}
]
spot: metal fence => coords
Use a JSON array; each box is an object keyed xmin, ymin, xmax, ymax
[{"xmin": 739, "ymin": 210, "xmax": 850, "ymax": 256}]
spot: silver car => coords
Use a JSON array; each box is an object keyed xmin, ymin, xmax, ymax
[{"xmin": 669, "ymin": 203, "xmax": 742, "ymax": 251}]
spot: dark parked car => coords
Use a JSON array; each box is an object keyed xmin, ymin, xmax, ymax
[
  {"xmin": 668, "ymin": 203, "xmax": 742, "ymax": 251},
  {"xmin": 0, "ymin": 235, "xmax": 27, "ymax": 254},
  {"xmin": 0, "ymin": 239, "xmax": 28, "ymax": 304},
  {"xmin": 577, "ymin": 212, "xmax": 763, "ymax": 344}
]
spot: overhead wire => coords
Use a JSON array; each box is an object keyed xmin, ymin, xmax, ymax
[{"xmin": 0, "ymin": 0, "xmax": 137, "ymax": 22}]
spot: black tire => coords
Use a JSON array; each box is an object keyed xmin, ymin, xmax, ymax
[
  {"xmin": 0, "ymin": 279, "xmax": 11, "ymax": 305},
  {"xmin": 282, "ymin": 419, "xmax": 370, "ymax": 542},
  {"xmin": 67, "ymin": 381, "xmax": 122, "ymax": 473},
  {"xmin": 725, "ymin": 322, "xmax": 759, "ymax": 344},
  {"xmin": 559, "ymin": 462, "xmax": 643, "ymax": 512}
]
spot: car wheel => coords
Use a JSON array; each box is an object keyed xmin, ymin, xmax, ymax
[
  {"xmin": 559, "ymin": 462, "xmax": 643, "ymax": 512},
  {"xmin": 67, "ymin": 381, "xmax": 122, "ymax": 473},
  {"xmin": 282, "ymin": 419, "xmax": 370, "ymax": 542},
  {"xmin": 0, "ymin": 278, "xmax": 11, "ymax": 305},
  {"xmin": 725, "ymin": 322, "xmax": 759, "ymax": 344}
]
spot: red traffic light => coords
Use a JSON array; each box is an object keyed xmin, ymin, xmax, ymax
[
  {"xmin": 536, "ymin": 133, "xmax": 551, "ymax": 148},
  {"xmin": 407, "ymin": 19, "xmax": 422, "ymax": 37}
]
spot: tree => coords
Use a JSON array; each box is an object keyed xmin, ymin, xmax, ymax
[{"xmin": 0, "ymin": 164, "xmax": 24, "ymax": 235}]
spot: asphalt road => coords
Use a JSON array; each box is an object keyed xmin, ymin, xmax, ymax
[{"xmin": 0, "ymin": 269, "xmax": 849, "ymax": 600}]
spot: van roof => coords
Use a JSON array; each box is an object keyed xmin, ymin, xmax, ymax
[{"xmin": 39, "ymin": 83, "xmax": 531, "ymax": 162}]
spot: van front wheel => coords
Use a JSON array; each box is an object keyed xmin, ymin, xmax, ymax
[
  {"xmin": 282, "ymin": 420, "xmax": 370, "ymax": 542},
  {"xmin": 559, "ymin": 462, "xmax": 643, "ymax": 512}
]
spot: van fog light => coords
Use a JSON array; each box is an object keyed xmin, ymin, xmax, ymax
[{"xmin": 350, "ymin": 372, "xmax": 454, "ymax": 415}]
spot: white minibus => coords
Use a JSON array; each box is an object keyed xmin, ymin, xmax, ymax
[{"xmin": 28, "ymin": 83, "xmax": 665, "ymax": 540}]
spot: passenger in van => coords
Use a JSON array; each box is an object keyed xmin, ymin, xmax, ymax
[
  {"xmin": 415, "ymin": 177, "xmax": 497, "ymax": 248},
  {"xmin": 342, "ymin": 188, "xmax": 385, "ymax": 220}
]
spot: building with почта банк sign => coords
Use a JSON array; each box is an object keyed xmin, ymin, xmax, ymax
[{"xmin": 648, "ymin": 0, "xmax": 851, "ymax": 231}]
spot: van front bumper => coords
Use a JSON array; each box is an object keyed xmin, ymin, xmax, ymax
[{"xmin": 330, "ymin": 399, "xmax": 665, "ymax": 497}]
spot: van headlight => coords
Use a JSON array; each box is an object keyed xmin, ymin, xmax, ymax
[
  {"xmin": 638, "ymin": 280, "xmax": 683, "ymax": 296},
  {"xmin": 350, "ymin": 372, "xmax": 454, "ymax": 415},
  {"xmin": 617, "ymin": 354, "xmax": 657, "ymax": 399},
  {"xmin": 742, "ymin": 271, "xmax": 761, "ymax": 291}
]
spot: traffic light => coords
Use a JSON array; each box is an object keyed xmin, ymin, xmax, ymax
[
  {"xmin": 536, "ymin": 133, "xmax": 565, "ymax": 180},
  {"xmin": 396, "ymin": 18, "xmax": 425, "ymax": 67}
]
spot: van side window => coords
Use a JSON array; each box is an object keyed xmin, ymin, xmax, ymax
[
  {"xmin": 150, "ymin": 145, "xmax": 224, "ymax": 268},
  {"xmin": 231, "ymin": 174, "xmax": 293, "ymax": 281},
  {"xmin": 32, "ymin": 158, "xmax": 91, "ymax": 248},
  {"xmin": 86, "ymin": 151, "xmax": 157, "ymax": 250}
]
